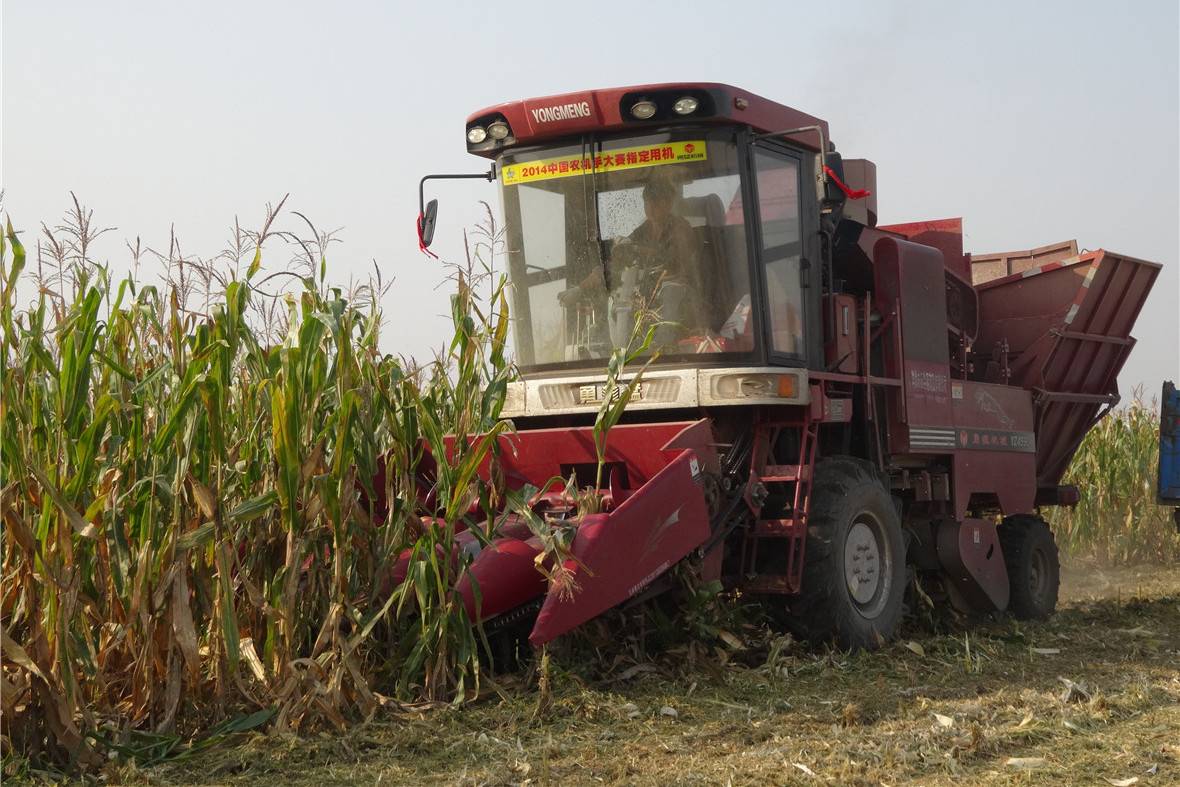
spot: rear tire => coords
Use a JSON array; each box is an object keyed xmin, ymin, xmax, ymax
[
  {"xmin": 998, "ymin": 515, "xmax": 1060, "ymax": 620},
  {"xmin": 791, "ymin": 458, "xmax": 906, "ymax": 650}
]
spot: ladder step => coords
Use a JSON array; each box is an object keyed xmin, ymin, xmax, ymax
[
  {"xmin": 743, "ymin": 574, "xmax": 800, "ymax": 594},
  {"xmin": 761, "ymin": 464, "xmax": 809, "ymax": 483},
  {"xmin": 753, "ymin": 518, "xmax": 806, "ymax": 537}
]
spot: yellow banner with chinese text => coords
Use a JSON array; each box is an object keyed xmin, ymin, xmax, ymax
[{"xmin": 501, "ymin": 140, "xmax": 708, "ymax": 187}]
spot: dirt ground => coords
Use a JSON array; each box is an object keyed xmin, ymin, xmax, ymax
[{"xmin": 99, "ymin": 563, "xmax": 1180, "ymax": 785}]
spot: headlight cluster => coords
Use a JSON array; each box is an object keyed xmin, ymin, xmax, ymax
[
  {"xmin": 467, "ymin": 119, "xmax": 511, "ymax": 145},
  {"xmin": 630, "ymin": 100, "xmax": 657, "ymax": 119},
  {"xmin": 629, "ymin": 95, "xmax": 701, "ymax": 120}
]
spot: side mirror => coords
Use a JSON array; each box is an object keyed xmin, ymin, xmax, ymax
[
  {"xmin": 417, "ymin": 167, "xmax": 494, "ymax": 254},
  {"xmin": 420, "ymin": 199, "xmax": 438, "ymax": 248}
]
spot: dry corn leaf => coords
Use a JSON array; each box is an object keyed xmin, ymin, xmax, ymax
[
  {"xmin": 157, "ymin": 654, "xmax": 183, "ymax": 733},
  {"xmin": 1006, "ymin": 757, "xmax": 1047, "ymax": 769},
  {"xmin": 240, "ymin": 637, "xmax": 270, "ymax": 688},
  {"xmin": 1, "ymin": 672, "xmax": 29, "ymax": 716},
  {"xmin": 188, "ymin": 476, "xmax": 218, "ymax": 519},
  {"xmin": 1, "ymin": 484, "xmax": 39, "ymax": 555},
  {"xmin": 1104, "ymin": 778, "xmax": 1139, "ymax": 786},
  {"xmin": 301, "ymin": 441, "xmax": 325, "ymax": 484},
  {"xmin": 1, "ymin": 630, "xmax": 48, "ymax": 682},
  {"xmin": 904, "ymin": 641, "xmax": 925, "ymax": 657},
  {"xmin": 1031, "ymin": 647, "xmax": 1060, "ymax": 655},
  {"xmin": 171, "ymin": 567, "xmax": 200, "ymax": 680},
  {"xmin": 1059, "ymin": 677, "xmax": 1092, "ymax": 703},
  {"xmin": 934, "ymin": 712, "xmax": 954, "ymax": 728},
  {"xmin": 718, "ymin": 630, "xmax": 745, "ymax": 650},
  {"xmin": 614, "ymin": 663, "xmax": 658, "ymax": 681}
]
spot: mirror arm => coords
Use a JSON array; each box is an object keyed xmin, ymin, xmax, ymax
[
  {"xmin": 753, "ymin": 125, "xmax": 827, "ymax": 203},
  {"xmin": 418, "ymin": 166, "xmax": 497, "ymax": 216}
]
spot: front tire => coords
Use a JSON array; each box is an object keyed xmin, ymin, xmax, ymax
[
  {"xmin": 998, "ymin": 515, "xmax": 1060, "ymax": 620},
  {"xmin": 791, "ymin": 458, "xmax": 906, "ymax": 650}
]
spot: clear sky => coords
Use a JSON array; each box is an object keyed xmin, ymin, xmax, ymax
[{"xmin": 3, "ymin": 0, "xmax": 1177, "ymax": 397}]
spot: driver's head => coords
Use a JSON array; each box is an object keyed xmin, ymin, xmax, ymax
[{"xmin": 642, "ymin": 178, "xmax": 678, "ymax": 223}]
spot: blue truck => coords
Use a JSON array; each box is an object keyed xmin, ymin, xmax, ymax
[{"xmin": 1160, "ymin": 381, "xmax": 1180, "ymax": 530}]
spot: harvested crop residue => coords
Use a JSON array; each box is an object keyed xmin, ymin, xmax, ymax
[{"xmin": 100, "ymin": 563, "xmax": 1180, "ymax": 785}]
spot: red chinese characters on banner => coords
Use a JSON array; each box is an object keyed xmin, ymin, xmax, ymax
[
  {"xmin": 501, "ymin": 140, "xmax": 708, "ymax": 186},
  {"xmin": 593, "ymin": 147, "xmax": 681, "ymax": 170}
]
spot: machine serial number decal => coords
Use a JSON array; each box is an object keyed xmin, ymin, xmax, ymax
[
  {"xmin": 956, "ymin": 428, "xmax": 1036, "ymax": 453},
  {"xmin": 502, "ymin": 140, "xmax": 708, "ymax": 186}
]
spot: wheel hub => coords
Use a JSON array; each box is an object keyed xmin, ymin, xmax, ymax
[
  {"xmin": 844, "ymin": 517, "xmax": 886, "ymax": 613},
  {"xmin": 1029, "ymin": 546, "xmax": 1048, "ymax": 598}
]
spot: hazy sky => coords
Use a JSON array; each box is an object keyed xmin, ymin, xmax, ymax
[{"xmin": 3, "ymin": 0, "xmax": 1178, "ymax": 396}]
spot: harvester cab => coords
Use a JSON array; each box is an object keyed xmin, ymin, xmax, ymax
[
  {"xmin": 421, "ymin": 85, "xmax": 849, "ymax": 399},
  {"xmin": 411, "ymin": 83, "xmax": 1160, "ymax": 656}
]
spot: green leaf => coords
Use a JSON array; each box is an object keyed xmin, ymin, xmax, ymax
[
  {"xmin": 28, "ymin": 465, "xmax": 97, "ymax": 539},
  {"xmin": 226, "ymin": 491, "xmax": 279, "ymax": 523},
  {"xmin": 247, "ymin": 247, "xmax": 262, "ymax": 279},
  {"xmin": 3, "ymin": 218, "xmax": 27, "ymax": 300},
  {"xmin": 176, "ymin": 521, "xmax": 216, "ymax": 550}
]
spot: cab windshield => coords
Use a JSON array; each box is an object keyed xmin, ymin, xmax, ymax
[{"xmin": 499, "ymin": 130, "xmax": 755, "ymax": 369}]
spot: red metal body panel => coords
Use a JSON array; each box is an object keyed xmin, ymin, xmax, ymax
[
  {"xmin": 936, "ymin": 517, "xmax": 1009, "ymax": 611},
  {"xmin": 873, "ymin": 237, "xmax": 955, "ymax": 453},
  {"xmin": 975, "ymin": 251, "xmax": 1161, "ymax": 485},
  {"xmin": 466, "ymin": 83, "xmax": 829, "ymax": 156},
  {"xmin": 878, "ymin": 217, "xmax": 972, "ymax": 282},
  {"xmin": 488, "ymin": 419, "xmax": 719, "ymax": 491},
  {"xmin": 455, "ymin": 532, "xmax": 548, "ymax": 622},
  {"xmin": 530, "ymin": 446, "xmax": 712, "ymax": 645},
  {"xmin": 823, "ymin": 293, "xmax": 859, "ymax": 373},
  {"xmin": 433, "ymin": 420, "xmax": 719, "ymax": 644},
  {"xmin": 379, "ymin": 421, "xmax": 719, "ymax": 640},
  {"xmin": 949, "ymin": 382, "xmax": 1036, "ymax": 516}
]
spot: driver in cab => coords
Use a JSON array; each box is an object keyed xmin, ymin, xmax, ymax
[
  {"xmin": 561, "ymin": 177, "xmax": 705, "ymax": 339},
  {"xmin": 622, "ymin": 178, "xmax": 700, "ymax": 287}
]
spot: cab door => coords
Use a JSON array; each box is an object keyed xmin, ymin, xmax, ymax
[{"xmin": 750, "ymin": 144, "xmax": 815, "ymax": 366}]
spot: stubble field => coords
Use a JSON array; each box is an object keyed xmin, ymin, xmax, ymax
[{"xmin": 115, "ymin": 562, "xmax": 1179, "ymax": 787}]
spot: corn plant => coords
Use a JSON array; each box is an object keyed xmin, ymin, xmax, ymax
[
  {"xmin": 592, "ymin": 322, "xmax": 658, "ymax": 491},
  {"xmin": 1049, "ymin": 394, "xmax": 1179, "ymax": 563},
  {"xmin": 385, "ymin": 273, "xmax": 514, "ymax": 702},
  {"xmin": 0, "ymin": 199, "xmax": 517, "ymax": 770}
]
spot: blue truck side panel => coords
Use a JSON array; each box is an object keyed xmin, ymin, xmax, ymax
[{"xmin": 1160, "ymin": 381, "xmax": 1180, "ymax": 505}]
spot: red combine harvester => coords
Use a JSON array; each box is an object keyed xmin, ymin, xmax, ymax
[{"xmin": 414, "ymin": 83, "xmax": 1160, "ymax": 651}]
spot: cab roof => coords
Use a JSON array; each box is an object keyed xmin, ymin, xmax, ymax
[{"xmin": 465, "ymin": 82, "xmax": 830, "ymax": 157}]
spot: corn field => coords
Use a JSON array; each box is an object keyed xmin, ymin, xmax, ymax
[
  {"xmin": 0, "ymin": 199, "xmax": 1174, "ymax": 774},
  {"xmin": 0, "ymin": 200, "xmax": 524, "ymax": 770},
  {"xmin": 1049, "ymin": 395, "xmax": 1180, "ymax": 563}
]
